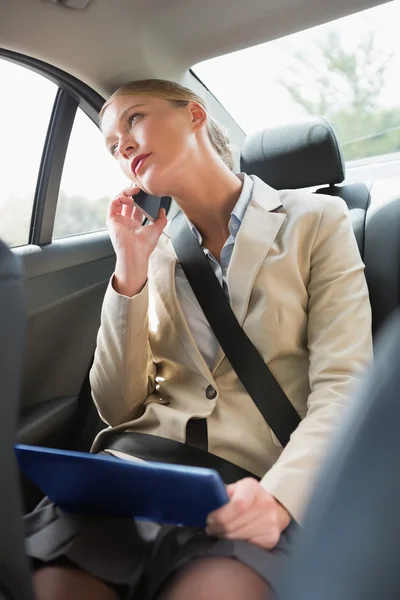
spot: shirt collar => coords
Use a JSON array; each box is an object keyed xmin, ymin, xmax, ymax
[{"xmin": 187, "ymin": 173, "xmax": 254, "ymax": 244}]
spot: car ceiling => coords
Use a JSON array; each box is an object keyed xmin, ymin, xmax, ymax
[{"xmin": 0, "ymin": 0, "xmax": 390, "ymax": 97}]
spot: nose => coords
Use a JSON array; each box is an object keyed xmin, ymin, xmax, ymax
[{"xmin": 118, "ymin": 133, "xmax": 138, "ymax": 159}]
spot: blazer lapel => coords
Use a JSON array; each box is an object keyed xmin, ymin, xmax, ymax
[
  {"xmin": 212, "ymin": 176, "xmax": 287, "ymax": 373},
  {"xmin": 150, "ymin": 232, "xmax": 216, "ymax": 384}
]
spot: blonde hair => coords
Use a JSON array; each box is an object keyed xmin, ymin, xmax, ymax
[{"xmin": 100, "ymin": 79, "xmax": 234, "ymax": 171}]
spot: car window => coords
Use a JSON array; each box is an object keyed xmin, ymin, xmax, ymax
[
  {"xmin": 193, "ymin": 1, "xmax": 400, "ymax": 164},
  {"xmin": 53, "ymin": 107, "xmax": 128, "ymax": 240},
  {"xmin": 0, "ymin": 59, "xmax": 57, "ymax": 247}
]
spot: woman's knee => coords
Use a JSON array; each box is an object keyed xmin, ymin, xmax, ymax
[
  {"xmin": 33, "ymin": 565, "xmax": 120, "ymax": 600},
  {"xmin": 158, "ymin": 556, "xmax": 271, "ymax": 600}
]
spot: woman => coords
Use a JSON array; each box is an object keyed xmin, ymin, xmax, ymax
[{"xmin": 26, "ymin": 79, "xmax": 372, "ymax": 600}]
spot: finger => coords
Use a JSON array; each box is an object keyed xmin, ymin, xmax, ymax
[
  {"xmin": 143, "ymin": 207, "xmax": 168, "ymax": 230},
  {"xmin": 207, "ymin": 478, "xmax": 259, "ymax": 527},
  {"xmin": 122, "ymin": 184, "xmax": 141, "ymax": 197},
  {"xmin": 211, "ymin": 505, "xmax": 274, "ymax": 537},
  {"xmin": 107, "ymin": 198, "xmax": 122, "ymax": 220},
  {"xmin": 221, "ymin": 520, "xmax": 266, "ymax": 541},
  {"xmin": 121, "ymin": 200, "xmax": 134, "ymax": 219},
  {"xmin": 152, "ymin": 207, "xmax": 168, "ymax": 227},
  {"xmin": 223, "ymin": 492, "xmax": 277, "ymax": 534},
  {"xmin": 132, "ymin": 206, "xmax": 146, "ymax": 224},
  {"xmin": 226, "ymin": 484, "xmax": 236, "ymax": 498},
  {"xmin": 107, "ymin": 195, "xmax": 135, "ymax": 219},
  {"xmin": 107, "ymin": 214, "xmax": 137, "ymax": 229}
]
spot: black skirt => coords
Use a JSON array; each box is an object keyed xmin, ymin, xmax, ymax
[{"xmin": 24, "ymin": 494, "xmax": 299, "ymax": 599}]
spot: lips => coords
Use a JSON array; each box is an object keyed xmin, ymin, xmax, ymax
[{"xmin": 131, "ymin": 153, "xmax": 151, "ymax": 175}]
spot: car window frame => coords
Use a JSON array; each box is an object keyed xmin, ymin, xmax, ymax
[{"xmin": 0, "ymin": 48, "xmax": 105, "ymax": 246}]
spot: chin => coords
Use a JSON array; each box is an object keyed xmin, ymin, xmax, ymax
[{"xmin": 139, "ymin": 168, "xmax": 172, "ymax": 198}]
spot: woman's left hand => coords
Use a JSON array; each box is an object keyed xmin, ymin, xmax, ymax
[{"xmin": 205, "ymin": 478, "xmax": 291, "ymax": 550}]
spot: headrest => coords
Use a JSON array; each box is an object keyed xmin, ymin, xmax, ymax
[{"xmin": 240, "ymin": 116, "xmax": 345, "ymax": 190}]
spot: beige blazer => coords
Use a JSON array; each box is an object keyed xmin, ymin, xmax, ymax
[{"xmin": 90, "ymin": 175, "xmax": 373, "ymax": 522}]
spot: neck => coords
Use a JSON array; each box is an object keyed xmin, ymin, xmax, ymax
[{"xmin": 171, "ymin": 160, "xmax": 243, "ymax": 247}]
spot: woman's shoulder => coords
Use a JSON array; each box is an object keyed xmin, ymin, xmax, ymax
[
  {"xmin": 250, "ymin": 174, "xmax": 348, "ymax": 219},
  {"xmin": 278, "ymin": 190, "xmax": 348, "ymax": 212},
  {"xmin": 277, "ymin": 187, "xmax": 349, "ymax": 219}
]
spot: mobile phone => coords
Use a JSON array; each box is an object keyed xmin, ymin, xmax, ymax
[{"xmin": 133, "ymin": 189, "xmax": 162, "ymax": 222}]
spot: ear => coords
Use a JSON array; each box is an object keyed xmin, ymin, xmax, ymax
[{"xmin": 188, "ymin": 101, "xmax": 207, "ymax": 131}]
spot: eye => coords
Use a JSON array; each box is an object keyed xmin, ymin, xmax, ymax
[
  {"xmin": 108, "ymin": 113, "xmax": 144, "ymax": 156},
  {"xmin": 129, "ymin": 112, "xmax": 143, "ymax": 126}
]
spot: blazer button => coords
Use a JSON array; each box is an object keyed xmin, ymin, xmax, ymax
[{"xmin": 205, "ymin": 385, "xmax": 217, "ymax": 400}]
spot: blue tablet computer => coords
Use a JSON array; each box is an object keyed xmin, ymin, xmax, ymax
[{"xmin": 15, "ymin": 444, "xmax": 229, "ymax": 527}]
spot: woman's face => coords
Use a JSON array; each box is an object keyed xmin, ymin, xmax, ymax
[{"xmin": 101, "ymin": 94, "xmax": 205, "ymax": 196}]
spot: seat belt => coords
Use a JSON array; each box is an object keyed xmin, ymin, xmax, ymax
[{"xmin": 169, "ymin": 211, "xmax": 301, "ymax": 448}]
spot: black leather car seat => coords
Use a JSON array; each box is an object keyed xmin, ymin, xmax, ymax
[{"xmin": 240, "ymin": 115, "xmax": 371, "ymax": 257}]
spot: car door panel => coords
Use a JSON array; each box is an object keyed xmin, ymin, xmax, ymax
[
  {"xmin": 16, "ymin": 232, "xmax": 114, "ymax": 448},
  {"xmin": 18, "ymin": 395, "xmax": 78, "ymax": 447}
]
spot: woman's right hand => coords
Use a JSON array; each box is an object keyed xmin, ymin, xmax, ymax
[{"xmin": 107, "ymin": 185, "xmax": 168, "ymax": 297}]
